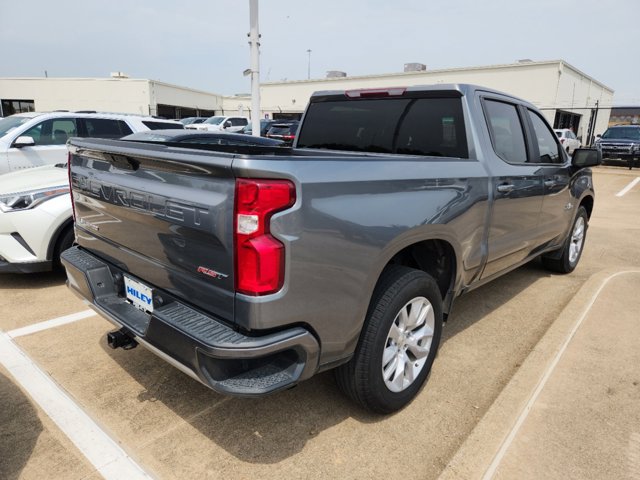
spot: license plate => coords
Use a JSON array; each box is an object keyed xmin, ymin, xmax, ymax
[{"xmin": 124, "ymin": 276, "xmax": 154, "ymax": 313}]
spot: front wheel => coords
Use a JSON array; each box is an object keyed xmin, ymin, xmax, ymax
[
  {"xmin": 334, "ymin": 266, "xmax": 443, "ymax": 413},
  {"xmin": 542, "ymin": 206, "xmax": 588, "ymax": 273},
  {"xmin": 53, "ymin": 225, "xmax": 75, "ymax": 271}
]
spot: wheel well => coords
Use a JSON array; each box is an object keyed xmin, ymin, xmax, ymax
[
  {"xmin": 47, "ymin": 219, "xmax": 74, "ymax": 260},
  {"xmin": 580, "ymin": 196, "xmax": 594, "ymax": 219},
  {"xmin": 386, "ymin": 239, "xmax": 456, "ymax": 300}
]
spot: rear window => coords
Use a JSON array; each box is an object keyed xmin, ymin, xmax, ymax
[
  {"xmin": 142, "ymin": 121, "xmax": 184, "ymax": 130},
  {"xmin": 83, "ymin": 118, "xmax": 133, "ymax": 138},
  {"xmin": 296, "ymin": 97, "xmax": 468, "ymax": 158},
  {"xmin": 268, "ymin": 124, "xmax": 298, "ymax": 135}
]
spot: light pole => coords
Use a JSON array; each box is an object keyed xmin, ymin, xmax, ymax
[
  {"xmin": 307, "ymin": 49, "xmax": 312, "ymax": 80},
  {"xmin": 249, "ymin": 0, "xmax": 261, "ymax": 136}
]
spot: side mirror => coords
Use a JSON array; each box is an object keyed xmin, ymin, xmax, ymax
[
  {"xmin": 596, "ymin": 134, "xmax": 602, "ymax": 139},
  {"xmin": 572, "ymin": 148, "xmax": 602, "ymax": 168},
  {"xmin": 12, "ymin": 136, "xmax": 36, "ymax": 148},
  {"xmin": 224, "ymin": 121, "xmax": 232, "ymax": 128}
]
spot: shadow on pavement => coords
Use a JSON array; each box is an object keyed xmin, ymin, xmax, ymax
[
  {"xmin": 100, "ymin": 259, "xmax": 556, "ymax": 464},
  {"xmin": 102, "ymin": 344, "xmax": 381, "ymax": 463},
  {"xmin": 0, "ymin": 371, "xmax": 43, "ymax": 480},
  {"xmin": 443, "ymin": 259, "xmax": 552, "ymax": 340},
  {"xmin": 0, "ymin": 270, "xmax": 66, "ymax": 290}
]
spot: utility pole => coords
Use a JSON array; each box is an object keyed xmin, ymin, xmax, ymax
[
  {"xmin": 307, "ymin": 49, "xmax": 312, "ymax": 80},
  {"xmin": 249, "ymin": 0, "xmax": 261, "ymax": 136}
]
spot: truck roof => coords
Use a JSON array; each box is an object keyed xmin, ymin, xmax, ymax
[{"xmin": 310, "ymin": 83, "xmax": 533, "ymax": 107}]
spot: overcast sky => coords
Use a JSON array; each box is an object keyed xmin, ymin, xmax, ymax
[{"xmin": 1, "ymin": 0, "xmax": 637, "ymax": 106}]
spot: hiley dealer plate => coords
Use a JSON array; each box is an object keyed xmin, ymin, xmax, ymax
[{"xmin": 124, "ymin": 276, "xmax": 154, "ymax": 312}]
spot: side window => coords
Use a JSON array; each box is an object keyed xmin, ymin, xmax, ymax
[
  {"xmin": 483, "ymin": 100, "xmax": 528, "ymax": 163},
  {"xmin": 230, "ymin": 118, "xmax": 248, "ymax": 127},
  {"xmin": 142, "ymin": 121, "xmax": 183, "ymax": 130},
  {"xmin": 527, "ymin": 110, "xmax": 562, "ymax": 163},
  {"xmin": 82, "ymin": 119, "xmax": 133, "ymax": 138},
  {"xmin": 22, "ymin": 118, "xmax": 77, "ymax": 146}
]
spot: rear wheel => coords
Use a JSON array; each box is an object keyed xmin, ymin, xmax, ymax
[
  {"xmin": 542, "ymin": 206, "xmax": 588, "ymax": 273},
  {"xmin": 334, "ymin": 265, "xmax": 443, "ymax": 413}
]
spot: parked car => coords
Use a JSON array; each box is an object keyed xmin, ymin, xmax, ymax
[
  {"xmin": 185, "ymin": 116, "xmax": 249, "ymax": 133},
  {"xmin": 0, "ymin": 165, "xmax": 71, "ymax": 272},
  {"xmin": 179, "ymin": 117, "xmax": 208, "ymax": 126},
  {"xmin": 265, "ymin": 121, "xmax": 300, "ymax": 145},
  {"xmin": 0, "ymin": 113, "xmax": 182, "ymax": 273},
  {"xmin": 122, "ymin": 130, "xmax": 284, "ymax": 147},
  {"xmin": 554, "ymin": 128, "xmax": 581, "ymax": 154},
  {"xmin": 0, "ymin": 112, "xmax": 182, "ymax": 174},
  {"xmin": 240, "ymin": 119, "xmax": 278, "ymax": 136},
  {"xmin": 595, "ymin": 125, "xmax": 640, "ymax": 169},
  {"xmin": 63, "ymin": 84, "xmax": 599, "ymax": 413}
]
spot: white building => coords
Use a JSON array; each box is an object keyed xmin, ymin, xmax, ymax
[
  {"xmin": 0, "ymin": 76, "xmax": 223, "ymax": 119},
  {"xmin": 1, "ymin": 59, "xmax": 613, "ymax": 142},
  {"xmin": 258, "ymin": 60, "xmax": 613, "ymax": 143}
]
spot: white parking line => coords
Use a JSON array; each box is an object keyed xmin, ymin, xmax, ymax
[
  {"xmin": 482, "ymin": 270, "xmax": 640, "ymax": 479},
  {"xmin": 615, "ymin": 177, "xmax": 640, "ymax": 197},
  {"xmin": 0, "ymin": 331, "xmax": 153, "ymax": 480},
  {"xmin": 7, "ymin": 310, "xmax": 95, "ymax": 338}
]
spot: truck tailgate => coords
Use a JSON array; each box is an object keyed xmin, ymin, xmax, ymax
[{"xmin": 68, "ymin": 139, "xmax": 236, "ymax": 323}]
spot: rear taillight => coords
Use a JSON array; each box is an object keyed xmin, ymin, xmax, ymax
[
  {"xmin": 560, "ymin": 138, "xmax": 565, "ymax": 144},
  {"xmin": 283, "ymin": 134, "xmax": 295, "ymax": 141},
  {"xmin": 67, "ymin": 152, "xmax": 76, "ymax": 221},
  {"xmin": 234, "ymin": 178, "xmax": 296, "ymax": 295}
]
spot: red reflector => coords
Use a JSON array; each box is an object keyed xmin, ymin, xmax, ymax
[
  {"xmin": 235, "ymin": 179, "xmax": 295, "ymax": 295},
  {"xmin": 345, "ymin": 87, "xmax": 406, "ymax": 98},
  {"xmin": 283, "ymin": 134, "xmax": 295, "ymax": 140}
]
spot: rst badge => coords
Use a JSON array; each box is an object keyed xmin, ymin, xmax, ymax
[
  {"xmin": 124, "ymin": 276, "xmax": 154, "ymax": 312},
  {"xmin": 197, "ymin": 266, "xmax": 229, "ymax": 280}
]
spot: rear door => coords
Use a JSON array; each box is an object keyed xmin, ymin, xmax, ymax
[
  {"xmin": 69, "ymin": 139, "xmax": 237, "ymax": 322},
  {"xmin": 480, "ymin": 97, "xmax": 545, "ymax": 279}
]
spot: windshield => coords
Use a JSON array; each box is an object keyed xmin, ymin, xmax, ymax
[
  {"xmin": 601, "ymin": 127, "xmax": 640, "ymax": 141},
  {"xmin": 0, "ymin": 116, "xmax": 33, "ymax": 138},
  {"xmin": 204, "ymin": 116, "xmax": 225, "ymax": 125}
]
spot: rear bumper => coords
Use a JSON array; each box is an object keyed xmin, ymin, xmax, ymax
[{"xmin": 61, "ymin": 246, "xmax": 320, "ymax": 396}]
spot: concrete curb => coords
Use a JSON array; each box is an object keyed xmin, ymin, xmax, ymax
[{"xmin": 438, "ymin": 268, "xmax": 640, "ymax": 480}]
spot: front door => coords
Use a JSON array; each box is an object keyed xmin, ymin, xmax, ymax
[
  {"xmin": 7, "ymin": 117, "xmax": 77, "ymax": 171},
  {"xmin": 526, "ymin": 108, "xmax": 575, "ymax": 246}
]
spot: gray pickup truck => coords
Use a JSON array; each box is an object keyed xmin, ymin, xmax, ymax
[{"xmin": 62, "ymin": 84, "xmax": 600, "ymax": 413}]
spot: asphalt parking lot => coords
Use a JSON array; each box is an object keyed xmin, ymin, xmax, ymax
[{"xmin": 1, "ymin": 167, "xmax": 639, "ymax": 480}]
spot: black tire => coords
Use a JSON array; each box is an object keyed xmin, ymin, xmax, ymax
[
  {"xmin": 53, "ymin": 225, "xmax": 75, "ymax": 270},
  {"xmin": 542, "ymin": 206, "xmax": 588, "ymax": 274},
  {"xmin": 334, "ymin": 265, "xmax": 443, "ymax": 413}
]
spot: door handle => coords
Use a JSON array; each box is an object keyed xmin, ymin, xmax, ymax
[
  {"xmin": 497, "ymin": 183, "xmax": 515, "ymax": 193},
  {"xmin": 544, "ymin": 180, "xmax": 556, "ymax": 188}
]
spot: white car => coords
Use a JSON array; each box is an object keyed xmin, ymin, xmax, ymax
[
  {"xmin": 554, "ymin": 128, "xmax": 581, "ymax": 155},
  {"xmin": 0, "ymin": 112, "xmax": 182, "ymax": 174},
  {"xmin": 0, "ymin": 165, "xmax": 72, "ymax": 272},
  {"xmin": 185, "ymin": 115, "xmax": 249, "ymax": 133}
]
